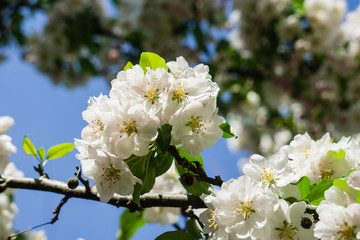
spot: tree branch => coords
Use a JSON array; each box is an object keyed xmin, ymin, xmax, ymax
[
  {"xmin": 167, "ymin": 146, "xmax": 223, "ymax": 187},
  {"xmin": 1, "ymin": 177, "xmax": 207, "ymax": 210}
]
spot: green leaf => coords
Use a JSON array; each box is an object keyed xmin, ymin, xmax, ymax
[
  {"xmin": 292, "ymin": 0, "xmax": 305, "ymax": 16},
  {"xmin": 175, "ymin": 147, "xmax": 211, "ymax": 196},
  {"xmin": 297, "ymin": 176, "xmax": 311, "ymax": 201},
  {"xmin": 125, "ymin": 151, "xmax": 157, "ymax": 204},
  {"xmin": 308, "ymin": 179, "xmax": 334, "ymax": 206},
  {"xmin": 153, "ymin": 150, "xmax": 174, "ymax": 177},
  {"xmin": 219, "ymin": 121, "xmax": 236, "ymax": 138},
  {"xmin": 37, "ymin": 147, "xmax": 45, "ymax": 161},
  {"xmin": 23, "ymin": 135, "xmax": 37, "ymax": 159},
  {"xmin": 139, "ymin": 52, "xmax": 168, "ymax": 72},
  {"xmin": 186, "ymin": 219, "xmax": 203, "ymax": 240},
  {"xmin": 116, "ymin": 209, "xmax": 146, "ymax": 240},
  {"xmin": 156, "ymin": 125, "xmax": 172, "ymax": 153},
  {"xmin": 124, "ymin": 61, "xmax": 134, "ymax": 71},
  {"xmin": 155, "ymin": 231, "xmax": 194, "ymax": 240},
  {"xmin": 46, "ymin": 143, "xmax": 74, "ymax": 160},
  {"xmin": 328, "ymin": 149, "xmax": 346, "ymax": 159}
]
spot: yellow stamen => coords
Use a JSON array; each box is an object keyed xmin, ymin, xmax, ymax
[
  {"xmin": 260, "ymin": 166, "xmax": 277, "ymax": 186},
  {"xmin": 120, "ymin": 119, "xmax": 137, "ymax": 136},
  {"xmin": 320, "ymin": 168, "xmax": 334, "ymax": 179},
  {"xmin": 276, "ymin": 220, "xmax": 298, "ymax": 240},
  {"xmin": 101, "ymin": 166, "xmax": 121, "ymax": 184},
  {"xmin": 208, "ymin": 209, "xmax": 217, "ymax": 229},
  {"xmin": 172, "ymin": 83, "xmax": 187, "ymax": 103},
  {"xmin": 91, "ymin": 119, "xmax": 104, "ymax": 134},
  {"xmin": 186, "ymin": 116, "xmax": 204, "ymax": 134},
  {"xmin": 233, "ymin": 200, "xmax": 255, "ymax": 220},
  {"xmin": 338, "ymin": 225, "xmax": 356, "ymax": 240},
  {"xmin": 144, "ymin": 83, "xmax": 160, "ymax": 104}
]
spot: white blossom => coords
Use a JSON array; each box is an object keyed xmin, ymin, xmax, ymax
[
  {"xmin": 103, "ymin": 101, "xmax": 159, "ymax": 159},
  {"xmin": 242, "ymin": 148, "xmax": 296, "ymax": 190},
  {"xmin": 0, "ymin": 195, "xmax": 17, "ymax": 240},
  {"xmin": 169, "ymin": 99, "xmax": 224, "ymax": 157},
  {"xmin": 0, "ymin": 116, "xmax": 15, "ymax": 135},
  {"xmin": 203, "ymin": 176, "xmax": 280, "ymax": 239},
  {"xmin": 110, "ymin": 65, "xmax": 171, "ymax": 120},
  {"xmin": 25, "ymin": 230, "xmax": 47, "ymax": 240},
  {"xmin": 347, "ymin": 170, "xmax": 360, "ymax": 191},
  {"xmin": 2, "ymin": 162, "xmax": 24, "ymax": 195},
  {"xmin": 314, "ymin": 203, "xmax": 360, "ymax": 240},
  {"xmin": 75, "ymin": 139, "xmax": 141, "ymax": 202},
  {"xmin": 267, "ymin": 200, "xmax": 316, "ymax": 240},
  {"xmin": 81, "ymin": 94, "xmax": 115, "ymax": 143}
]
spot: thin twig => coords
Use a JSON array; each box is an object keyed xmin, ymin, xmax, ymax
[
  {"xmin": 8, "ymin": 195, "xmax": 71, "ymax": 239},
  {"xmin": 8, "ymin": 221, "xmax": 52, "ymax": 240},
  {"xmin": 167, "ymin": 146, "xmax": 223, "ymax": 187},
  {"xmin": 74, "ymin": 166, "xmax": 90, "ymax": 193},
  {"xmin": 51, "ymin": 195, "xmax": 71, "ymax": 224}
]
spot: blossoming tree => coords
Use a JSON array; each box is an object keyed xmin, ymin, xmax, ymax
[
  {"xmin": 2, "ymin": 52, "xmax": 360, "ymax": 240},
  {"xmin": 1, "ymin": 0, "xmax": 360, "ymax": 239}
]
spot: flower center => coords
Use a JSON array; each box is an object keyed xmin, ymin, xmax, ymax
[
  {"xmin": 186, "ymin": 116, "xmax": 204, "ymax": 134},
  {"xmin": 102, "ymin": 166, "xmax": 121, "ymax": 184},
  {"xmin": 91, "ymin": 119, "xmax": 104, "ymax": 134},
  {"xmin": 276, "ymin": 220, "xmax": 298, "ymax": 240},
  {"xmin": 320, "ymin": 168, "xmax": 334, "ymax": 179},
  {"xmin": 120, "ymin": 119, "xmax": 137, "ymax": 136},
  {"xmin": 260, "ymin": 166, "xmax": 277, "ymax": 186},
  {"xmin": 144, "ymin": 83, "xmax": 160, "ymax": 104},
  {"xmin": 172, "ymin": 83, "xmax": 187, "ymax": 103},
  {"xmin": 337, "ymin": 225, "xmax": 356, "ymax": 240},
  {"xmin": 233, "ymin": 200, "xmax": 255, "ymax": 220},
  {"xmin": 208, "ymin": 209, "xmax": 217, "ymax": 229}
]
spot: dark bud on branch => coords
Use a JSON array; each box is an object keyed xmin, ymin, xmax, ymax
[
  {"xmin": 67, "ymin": 178, "xmax": 79, "ymax": 189},
  {"xmin": 181, "ymin": 173, "xmax": 195, "ymax": 186},
  {"xmin": 301, "ymin": 217, "xmax": 312, "ymax": 229}
]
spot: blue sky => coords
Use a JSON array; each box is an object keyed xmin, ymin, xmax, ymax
[{"xmin": 1, "ymin": 0, "xmax": 360, "ymax": 239}]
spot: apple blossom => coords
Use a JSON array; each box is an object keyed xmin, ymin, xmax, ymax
[
  {"xmin": 74, "ymin": 139, "xmax": 141, "ymax": 202},
  {"xmin": 169, "ymin": 99, "xmax": 224, "ymax": 157}
]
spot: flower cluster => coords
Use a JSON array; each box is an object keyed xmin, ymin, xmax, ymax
[
  {"xmin": 222, "ymin": 0, "xmax": 360, "ymax": 155},
  {"xmin": 75, "ymin": 54, "xmax": 224, "ymax": 202},
  {"xmin": 201, "ymin": 132, "xmax": 360, "ymax": 239},
  {"xmin": 0, "ymin": 116, "xmax": 25, "ymax": 239}
]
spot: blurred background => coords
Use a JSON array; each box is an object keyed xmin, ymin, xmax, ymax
[{"xmin": 1, "ymin": 0, "xmax": 360, "ymax": 239}]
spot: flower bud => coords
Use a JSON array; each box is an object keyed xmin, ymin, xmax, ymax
[
  {"xmin": 301, "ymin": 217, "xmax": 312, "ymax": 229},
  {"xmin": 67, "ymin": 178, "xmax": 79, "ymax": 189}
]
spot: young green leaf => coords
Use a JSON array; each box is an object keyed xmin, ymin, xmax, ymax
[
  {"xmin": 175, "ymin": 147, "xmax": 211, "ymax": 196},
  {"xmin": 155, "ymin": 231, "xmax": 195, "ymax": 240},
  {"xmin": 116, "ymin": 209, "xmax": 146, "ymax": 240},
  {"xmin": 139, "ymin": 52, "xmax": 168, "ymax": 72},
  {"xmin": 308, "ymin": 178, "xmax": 334, "ymax": 205},
  {"xmin": 156, "ymin": 124, "xmax": 172, "ymax": 153},
  {"xmin": 123, "ymin": 61, "xmax": 134, "ymax": 71},
  {"xmin": 46, "ymin": 143, "xmax": 74, "ymax": 160},
  {"xmin": 186, "ymin": 219, "xmax": 203, "ymax": 240},
  {"xmin": 328, "ymin": 149, "xmax": 346, "ymax": 159},
  {"xmin": 37, "ymin": 147, "xmax": 45, "ymax": 161},
  {"xmin": 23, "ymin": 135, "xmax": 38, "ymax": 159},
  {"xmin": 297, "ymin": 176, "xmax": 311, "ymax": 201},
  {"xmin": 219, "ymin": 121, "xmax": 236, "ymax": 138}
]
